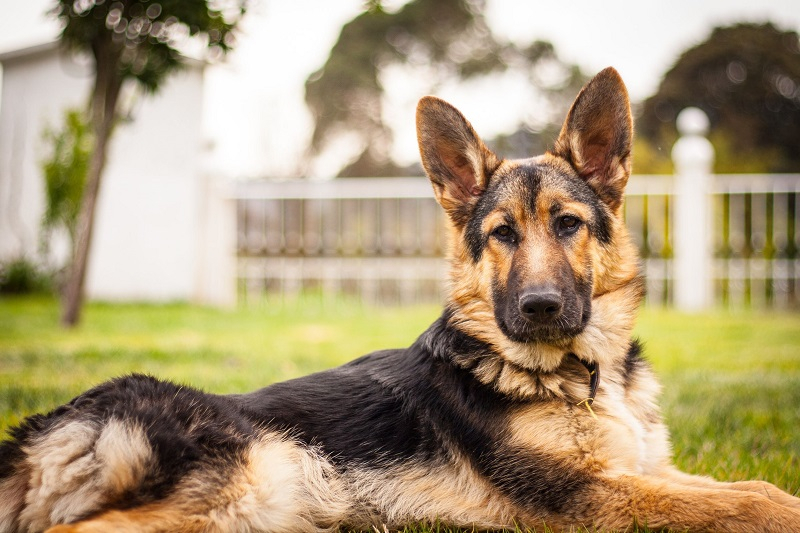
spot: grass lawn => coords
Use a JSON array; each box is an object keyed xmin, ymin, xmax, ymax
[{"xmin": 1, "ymin": 295, "xmax": 799, "ymax": 529}]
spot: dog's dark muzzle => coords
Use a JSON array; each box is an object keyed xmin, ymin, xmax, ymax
[
  {"xmin": 495, "ymin": 280, "xmax": 590, "ymax": 344},
  {"xmin": 519, "ymin": 286, "xmax": 564, "ymax": 324}
]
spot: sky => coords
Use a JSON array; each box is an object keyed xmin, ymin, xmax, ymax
[{"xmin": 1, "ymin": 0, "xmax": 798, "ymax": 178}]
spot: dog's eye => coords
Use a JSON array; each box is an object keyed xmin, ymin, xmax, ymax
[
  {"xmin": 492, "ymin": 225, "xmax": 517, "ymax": 243},
  {"xmin": 557, "ymin": 215, "xmax": 582, "ymax": 236}
]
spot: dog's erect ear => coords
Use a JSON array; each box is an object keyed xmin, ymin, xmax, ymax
[
  {"xmin": 416, "ymin": 96, "xmax": 501, "ymax": 225},
  {"xmin": 552, "ymin": 67, "xmax": 633, "ymax": 212}
]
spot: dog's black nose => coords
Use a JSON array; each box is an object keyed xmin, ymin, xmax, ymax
[{"xmin": 519, "ymin": 289, "xmax": 563, "ymax": 322}]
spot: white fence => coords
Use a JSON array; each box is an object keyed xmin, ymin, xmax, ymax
[
  {"xmin": 623, "ymin": 173, "xmax": 800, "ymax": 309},
  {"xmin": 235, "ymin": 178, "xmax": 448, "ymax": 305},
  {"xmin": 234, "ymin": 173, "xmax": 800, "ymax": 309}
]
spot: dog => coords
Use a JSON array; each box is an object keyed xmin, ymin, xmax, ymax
[{"xmin": 1, "ymin": 67, "xmax": 799, "ymax": 533}]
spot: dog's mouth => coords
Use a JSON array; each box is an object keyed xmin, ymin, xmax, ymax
[
  {"xmin": 494, "ymin": 287, "xmax": 591, "ymax": 345},
  {"xmin": 496, "ymin": 309, "xmax": 588, "ymax": 345}
]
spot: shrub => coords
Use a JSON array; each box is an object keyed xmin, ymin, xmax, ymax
[{"xmin": 0, "ymin": 257, "xmax": 53, "ymax": 295}]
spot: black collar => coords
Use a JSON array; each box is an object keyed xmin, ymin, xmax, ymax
[{"xmin": 571, "ymin": 353, "xmax": 600, "ymax": 406}]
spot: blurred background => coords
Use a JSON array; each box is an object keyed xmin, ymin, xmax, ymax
[{"xmin": 0, "ymin": 0, "xmax": 799, "ymax": 313}]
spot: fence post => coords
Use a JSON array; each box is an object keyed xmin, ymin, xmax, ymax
[
  {"xmin": 195, "ymin": 174, "xmax": 237, "ymax": 307},
  {"xmin": 671, "ymin": 108, "xmax": 715, "ymax": 311}
]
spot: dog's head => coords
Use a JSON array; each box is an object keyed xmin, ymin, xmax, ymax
[{"xmin": 417, "ymin": 68, "xmax": 642, "ymax": 370}]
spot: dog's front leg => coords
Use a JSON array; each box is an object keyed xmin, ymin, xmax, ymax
[
  {"xmin": 658, "ymin": 467, "xmax": 800, "ymax": 510},
  {"xmin": 572, "ymin": 474, "xmax": 800, "ymax": 533}
]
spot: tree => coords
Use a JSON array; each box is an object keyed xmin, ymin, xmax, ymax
[
  {"xmin": 305, "ymin": 0, "xmax": 586, "ymax": 177},
  {"xmin": 41, "ymin": 108, "xmax": 91, "ymax": 260},
  {"xmin": 54, "ymin": 0, "xmax": 246, "ymax": 326},
  {"xmin": 638, "ymin": 23, "xmax": 800, "ymax": 173}
]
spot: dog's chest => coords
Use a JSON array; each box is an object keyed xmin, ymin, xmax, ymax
[
  {"xmin": 506, "ymin": 388, "xmax": 669, "ymax": 477},
  {"xmin": 590, "ymin": 388, "xmax": 665, "ymax": 474}
]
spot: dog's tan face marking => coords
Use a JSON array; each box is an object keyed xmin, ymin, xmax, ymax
[
  {"xmin": 417, "ymin": 68, "xmax": 637, "ymax": 366},
  {"xmin": 464, "ymin": 158, "xmax": 608, "ymax": 345}
]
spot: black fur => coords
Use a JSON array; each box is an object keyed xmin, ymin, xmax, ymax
[
  {"xmin": 237, "ymin": 315, "xmax": 515, "ymax": 468},
  {"xmin": 1, "ymin": 375, "xmax": 256, "ymax": 509},
  {"xmin": 484, "ymin": 444, "xmax": 592, "ymax": 515},
  {"xmin": 492, "ymin": 266, "xmax": 593, "ymax": 344},
  {"xmin": 464, "ymin": 184, "xmax": 507, "ymax": 264},
  {"xmin": 238, "ymin": 316, "xmax": 593, "ymax": 514},
  {"xmin": 556, "ymin": 171, "xmax": 614, "ymax": 245},
  {"xmin": 0, "ymin": 316, "xmax": 595, "ymax": 519},
  {"xmin": 622, "ymin": 339, "xmax": 647, "ymax": 389},
  {"xmin": 235, "ymin": 349, "xmax": 432, "ymax": 466}
]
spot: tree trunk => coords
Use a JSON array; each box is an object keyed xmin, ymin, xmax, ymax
[{"xmin": 61, "ymin": 40, "xmax": 123, "ymax": 327}]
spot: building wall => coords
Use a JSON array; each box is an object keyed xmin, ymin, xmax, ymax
[
  {"xmin": 0, "ymin": 44, "xmax": 90, "ymax": 264},
  {"xmin": 88, "ymin": 64, "xmax": 206, "ymax": 301},
  {"xmin": 0, "ymin": 43, "xmax": 233, "ymax": 304}
]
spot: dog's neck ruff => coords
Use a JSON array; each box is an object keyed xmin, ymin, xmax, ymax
[
  {"xmin": 439, "ymin": 271, "xmax": 644, "ymax": 401},
  {"xmin": 423, "ymin": 313, "xmax": 605, "ymax": 404}
]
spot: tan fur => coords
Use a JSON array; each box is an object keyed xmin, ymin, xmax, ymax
[
  {"xmin": 42, "ymin": 432, "xmax": 349, "ymax": 533},
  {"xmin": 415, "ymin": 68, "xmax": 800, "ymax": 531},
  {"xmin": 345, "ymin": 460, "xmax": 518, "ymax": 529},
  {"xmin": 581, "ymin": 476, "xmax": 800, "ymax": 533},
  {"xmin": 8, "ymin": 67, "xmax": 800, "ymax": 533},
  {"xmin": 19, "ymin": 419, "xmax": 153, "ymax": 532},
  {"xmin": 507, "ymin": 360, "xmax": 669, "ymax": 478},
  {"xmin": 0, "ymin": 472, "xmax": 27, "ymax": 532}
]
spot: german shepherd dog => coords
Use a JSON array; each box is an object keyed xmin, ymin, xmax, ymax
[{"xmin": 2, "ymin": 68, "xmax": 799, "ymax": 533}]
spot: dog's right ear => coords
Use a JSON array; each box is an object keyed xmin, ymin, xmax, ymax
[{"xmin": 416, "ymin": 96, "xmax": 501, "ymax": 225}]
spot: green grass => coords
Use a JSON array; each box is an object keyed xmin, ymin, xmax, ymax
[
  {"xmin": 634, "ymin": 311, "xmax": 800, "ymax": 494},
  {"xmin": 0, "ymin": 294, "xmax": 440, "ymax": 429},
  {"xmin": 1, "ymin": 295, "xmax": 799, "ymax": 530}
]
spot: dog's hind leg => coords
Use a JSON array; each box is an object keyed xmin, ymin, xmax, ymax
[
  {"xmin": 6, "ymin": 418, "xmax": 156, "ymax": 533},
  {"xmin": 43, "ymin": 433, "xmax": 350, "ymax": 533},
  {"xmin": 43, "ymin": 506, "xmax": 205, "ymax": 533}
]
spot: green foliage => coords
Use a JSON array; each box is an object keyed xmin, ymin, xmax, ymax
[
  {"xmin": 631, "ymin": 137, "xmax": 672, "ymax": 174},
  {"xmin": 53, "ymin": 0, "xmax": 246, "ymax": 92},
  {"xmin": 638, "ymin": 22, "xmax": 800, "ymax": 173},
  {"xmin": 0, "ymin": 259, "xmax": 53, "ymax": 295},
  {"xmin": 305, "ymin": 0, "xmax": 587, "ymax": 176},
  {"xmin": 52, "ymin": 0, "xmax": 247, "ymax": 327},
  {"xmin": 41, "ymin": 108, "xmax": 92, "ymax": 248},
  {"xmin": 709, "ymin": 130, "xmax": 784, "ymax": 174}
]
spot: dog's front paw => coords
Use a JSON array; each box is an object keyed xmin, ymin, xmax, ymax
[{"xmin": 728, "ymin": 480, "xmax": 800, "ymax": 510}]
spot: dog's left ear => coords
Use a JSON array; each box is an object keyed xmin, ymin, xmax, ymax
[{"xmin": 552, "ymin": 67, "xmax": 633, "ymax": 212}]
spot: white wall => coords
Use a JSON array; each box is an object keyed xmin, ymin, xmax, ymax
[
  {"xmin": 88, "ymin": 66, "xmax": 205, "ymax": 301},
  {"xmin": 0, "ymin": 43, "xmax": 234, "ymax": 305},
  {"xmin": 0, "ymin": 44, "xmax": 90, "ymax": 263}
]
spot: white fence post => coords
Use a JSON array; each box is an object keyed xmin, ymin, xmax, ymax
[
  {"xmin": 195, "ymin": 175, "xmax": 237, "ymax": 307},
  {"xmin": 672, "ymin": 108, "xmax": 715, "ymax": 311}
]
